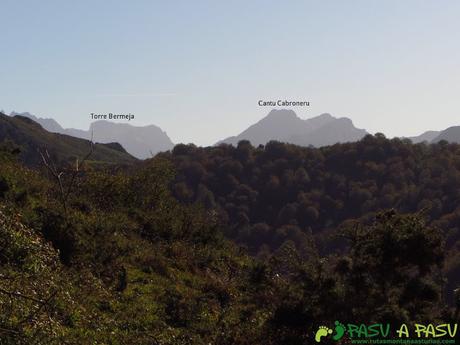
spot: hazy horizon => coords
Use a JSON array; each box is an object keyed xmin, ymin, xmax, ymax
[
  {"xmin": 4, "ymin": 107, "xmax": 450, "ymax": 146},
  {"xmin": 1, "ymin": 0, "xmax": 459, "ymax": 146}
]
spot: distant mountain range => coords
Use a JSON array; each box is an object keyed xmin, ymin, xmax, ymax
[
  {"xmin": 4, "ymin": 110, "xmax": 460, "ymax": 163},
  {"xmin": 217, "ymin": 109, "xmax": 368, "ymax": 147},
  {"xmin": 408, "ymin": 131, "xmax": 441, "ymax": 144},
  {"xmin": 408, "ymin": 127, "xmax": 460, "ymax": 144},
  {"xmin": 0, "ymin": 112, "xmax": 136, "ymax": 166},
  {"xmin": 218, "ymin": 109, "xmax": 460, "ymax": 147},
  {"xmin": 10, "ymin": 112, "xmax": 174, "ymax": 159}
]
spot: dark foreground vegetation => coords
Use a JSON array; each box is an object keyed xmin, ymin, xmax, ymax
[{"xmin": 0, "ymin": 134, "xmax": 458, "ymax": 344}]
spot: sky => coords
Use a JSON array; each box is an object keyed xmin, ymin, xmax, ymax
[{"xmin": 1, "ymin": 0, "xmax": 459, "ymax": 146}]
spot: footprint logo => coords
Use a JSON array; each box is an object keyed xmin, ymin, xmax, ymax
[
  {"xmin": 315, "ymin": 325, "xmax": 333, "ymax": 342},
  {"xmin": 333, "ymin": 321, "xmax": 346, "ymax": 341}
]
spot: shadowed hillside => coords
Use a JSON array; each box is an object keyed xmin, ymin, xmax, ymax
[{"xmin": 0, "ymin": 113, "xmax": 136, "ymax": 166}]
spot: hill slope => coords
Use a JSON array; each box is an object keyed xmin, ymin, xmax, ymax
[
  {"xmin": 0, "ymin": 113, "xmax": 136, "ymax": 165},
  {"xmin": 432, "ymin": 126, "xmax": 460, "ymax": 143},
  {"xmin": 11, "ymin": 111, "xmax": 174, "ymax": 159},
  {"xmin": 408, "ymin": 130, "xmax": 441, "ymax": 143}
]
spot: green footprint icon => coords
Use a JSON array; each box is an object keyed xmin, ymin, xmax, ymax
[
  {"xmin": 333, "ymin": 321, "xmax": 346, "ymax": 341},
  {"xmin": 315, "ymin": 325, "xmax": 333, "ymax": 342}
]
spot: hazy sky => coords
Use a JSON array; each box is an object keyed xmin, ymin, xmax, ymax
[{"xmin": 1, "ymin": 0, "xmax": 459, "ymax": 146}]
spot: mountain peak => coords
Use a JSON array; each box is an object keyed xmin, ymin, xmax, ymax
[
  {"xmin": 262, "ymin": 109, "xmax": 299, "ymax": 122},
  {"xmin": 316, "ymin": 113, "xmax": 334, "ymax": 119},
  {"xmin": 266, "ymin": 108, "xmax": 297, "ymax": 117},
  {"xmin": 218, "ymin": 110, "xmax": 367, "ymax": 147},
  {"xmin": 86, "ymin": 120, "xmax": 173, "ymax": 158}
]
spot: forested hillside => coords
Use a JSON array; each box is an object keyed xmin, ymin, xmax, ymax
[
  {"xmin": 165, "ymin": 134, "xmax": 460, "ymax": 304},
  {"xmin": 0, "ymin": 135, "xmax": 458, "ymax": 344}
]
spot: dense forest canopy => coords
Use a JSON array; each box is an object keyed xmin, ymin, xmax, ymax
[
  {"xmin": 165, "ymin": 135, "xmax": 460, "ymax": 303},
  {"xmin": 0, "ymin": 134, "xmax": 458, "ymax": 344}
]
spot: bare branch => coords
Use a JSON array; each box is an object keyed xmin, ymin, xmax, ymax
[
  {"xmin": 18, "ymin": 290, "xmax": 58, "ymax": 326},
  {"xmin": 37, "ymin": 134, "xmax": 94, "ymax": 217},
  {"xmin": 64, "ymin": 136, "xmax": 94, "ymax": 204},
  {"xmin": 0, "ymin": 287, "xmax": 45, "ymax": 304}
]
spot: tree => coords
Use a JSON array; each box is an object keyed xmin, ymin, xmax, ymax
[{"xmin": 341, "ymin": 210, "xmax": 446, "ymax": 323}]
